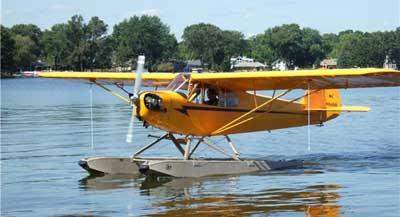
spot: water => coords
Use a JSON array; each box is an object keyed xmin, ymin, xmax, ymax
[{"xmin": 1, "ymin": 78, "xmax": 399, "ymax": 217}]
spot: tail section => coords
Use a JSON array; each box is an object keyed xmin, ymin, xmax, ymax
[
  {"xmin": 302, "ymin": 89, "xmax": 369, "ymax": 122},
  {"xmin": 303, "ymin": 89, "xmax": 342, "ymax": 109}
]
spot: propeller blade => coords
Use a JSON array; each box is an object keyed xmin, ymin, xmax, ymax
[
  {"xmin": 133, "ymin": 55, "xmax": 145, "ymax": 99},
  {"xmin": 126, "ymin": 55, "xmax": 145, "ymax": 143},
  {"xmin": 126, "ymin": 108, "xmax": 135, "ymax": 143}
]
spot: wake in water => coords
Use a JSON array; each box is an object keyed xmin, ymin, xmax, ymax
[{"xmin": 255, "ymin": 147, "xmax": 400, "ymax": 174}]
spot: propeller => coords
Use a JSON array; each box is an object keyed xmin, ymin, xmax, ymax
[{"xmin": 126, "ymin": 55, "xmax": 145, "ymax": 143}]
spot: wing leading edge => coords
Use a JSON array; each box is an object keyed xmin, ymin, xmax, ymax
[
  {"xmin": 191, "ymin": 68, "xmax": 400, "ymax": 90},
  {"xmin": 39, "ymin": 68, "xmax": 400, "ymax": 90},
  {"xmin": 38, "ymin": 71, "xmax": 177, "ymax": 87}
]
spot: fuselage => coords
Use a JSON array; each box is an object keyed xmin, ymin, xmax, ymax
[{"xmin": 136, "ymin": 89, "xmax": 340, "ymax": 136}]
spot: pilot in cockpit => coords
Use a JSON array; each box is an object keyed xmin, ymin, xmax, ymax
[{"xmin": 205, "ymin": 88, "xmax": 219, "ymax": 106}]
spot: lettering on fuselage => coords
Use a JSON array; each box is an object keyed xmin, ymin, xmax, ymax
[{"xmin": 326, "ymin": 102, "xmax": 338, "ymax": 107}]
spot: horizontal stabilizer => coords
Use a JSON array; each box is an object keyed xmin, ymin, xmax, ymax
[{"xmin": 307, "ymin": 106, "xmax": 370, "ymax": 112}]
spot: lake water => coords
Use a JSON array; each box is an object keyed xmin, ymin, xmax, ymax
[{"xmin": 1, "ymin": 78, "xmax": 399, "ymax": 217}]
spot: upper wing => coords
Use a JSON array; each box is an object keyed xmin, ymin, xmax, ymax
[
  {"xmin": 39, "ymin": 68, "xmax": 400, "ymax": 90},
  {"xmin": 38, "ymin": 71, "xmax": 177, "ymax": 87},
  {"xmin": 191, "ymin": 68, "xmax": 400, "ymax": 90}
]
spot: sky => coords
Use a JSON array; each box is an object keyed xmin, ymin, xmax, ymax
[{"xmin": 1, "ymin": 0, "xmax": 399, "ymax": 40}]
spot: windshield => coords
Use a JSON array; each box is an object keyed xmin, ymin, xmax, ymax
[
  {"xmin": 166, "ymin": 74, "xmax": 192, "ymax": 98},
  {"xmin": 166, "ymin": 74, "xmax": 190, "ymax": 91}
]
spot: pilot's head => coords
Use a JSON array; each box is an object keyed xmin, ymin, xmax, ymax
[{"xmin": 207, "ymin": 88, "xmax": 217, "ymax": 99}]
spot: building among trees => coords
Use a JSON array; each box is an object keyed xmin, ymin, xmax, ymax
[
  {"xmin": 383, "ymin": 55, "xmax": 397, "ymax": 69},
  {"xmin": 271, "ymin": 59, "xmax": 288, "ymax": 71},
  {"xmin": 184, "ymin": 60, "xmax": 206, "ymax": 72},
  {"xmin": 320, "ymin": 58, "xmax": 337, "ymax": 69},
  {"xmin": 230, "ymin": 56, "xmax": 266, "ymax": 71}
]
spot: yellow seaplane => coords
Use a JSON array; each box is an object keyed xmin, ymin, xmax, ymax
[{"xmin": 39, "ymin": 56, "xmax": 400, "ymax": 177}]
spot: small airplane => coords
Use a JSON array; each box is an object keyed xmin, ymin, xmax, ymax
[{"xmin": 39, "ymin": 56, "xmax": 400, "ymax": 177}]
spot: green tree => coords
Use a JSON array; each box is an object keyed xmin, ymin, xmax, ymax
[
  {"xmin": 333, "ymin": 30, "xmax": 395, "ymax": 68},
  {"xmin": 41, "ymin": 24, "xmax": 71, "ymax": 70},
  {"xmin": 220, "ymin": 30, "xmax": 248, "ymax": 57},
  {"xmin": 9, "ymin": 24, "xmax": 43, "ymax": 71},
  {"xmin": 13, "ymin": 35, "xmax": 37, "ymax": 71},
  {"xmin": 384, "ymin": 27, "xmax": 400, "ymax": 67},
  {"xmin": 248, "ymin": 32, "xmax": 277, "ymax": 65},
  {"xmin": 41, "ymin": 15, "xmax": 112, "ymax": 71},
  {"xmin": 361, "ymin": 32, "xmax": 386, "ymax": 67},
  {"xmin": 249, "ymin": 24, "xmax": 326, "ymax": 68},
  {"xmin": 322, "ymin": 33, "xmax": 339, "ymax": 58},
  {"xmin": 112, "ymin": 15, "xmax": 177, "ymax": 70},
  {"xmin": 91, "ymin": 36, "xmax": 114, "ymax": 69},
  {"xmin": 10, "ymin": 24, "xmax": 42, "ymax": 57},
  {"xmin": 301, "ymin": 27, "xmax": 325, "ymax": 66},
  {"xmin": 331, "ymin": 30, "xmax": 363, "ymax": 60},
  {"xmin": 182, "ymin": 24, "xmax": 248, "ymax": 71},
  {"xmin": 217, "ymin": 30, "xmax": 248, "ymax": 70},
  {"xmin": 175, "ymin": 42, "xmax": 191, "ymax": 60},
  {"xmin": 85, "ymin": 16, "xmax": 109, "ymax": 70},
  {"xmin": 182, "ymin": 23, "xmax": 223, "ymax": 69},
  {"xmin": 336, "ymin": 33, "xmax": 364, "ymax": 68},
  {"xmin": 87, "ymin": 16, "xmax": 107, "ymax": 40},
  {"xmin": 269, "ymin": 24, "xmax": 304, "ymax": 67},
  {"xmin": 65, "ymin": 15, "xmax": 87, "ymax": 70},
  {"xmin": 1, "ymin": 25, "xmax": 16, "ymax": 73}
]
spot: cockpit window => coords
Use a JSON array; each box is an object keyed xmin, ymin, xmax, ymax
[
  {"xmin": 167, "ymin": 75, "xmax": 239, "ymax": 107},
  {"xmin": 167, "ymin": 74, "xmax": 190, "ymax": 91},
  {"xmin": 219, "ymin": 90, "xmax": 239, "ymax": 107},
  {"xmin": 167, "ymin": 74, "xmax": 190, "ymax": 97},
  {"xmin": 189, "ymin": 86, "xmax": 239, "ymax": 107}
]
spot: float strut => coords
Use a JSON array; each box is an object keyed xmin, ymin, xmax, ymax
[
  {"xmin": 183, "ymin": 138, "xmax": 192, "ymax": 160},
  {"xmin": 226, "ymin": 135, "xmax": 240, "ymax": 159},
  {"xmin": 132, "ymin": 133, "xmax": 168, "ymax": 157},
  {"xmin": 188, "ymin": 138, "xmax": 204, "ymax": 159},
  {"xmin": 168, "ymin": 133, "xmax": 185, "ymax": 156},
  {"xmin": 202, "ymin": 139, "xmax": 241, "ymax": 161}
]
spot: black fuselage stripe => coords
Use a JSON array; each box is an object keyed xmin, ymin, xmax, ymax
[{"xmin": 181, "ymin": 106, "xmax": 306, "ymax": 116}]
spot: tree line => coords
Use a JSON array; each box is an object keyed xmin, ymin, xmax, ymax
[{"xmin": 1, "ymin": 14, "xmax": 399, "ymax": 76}]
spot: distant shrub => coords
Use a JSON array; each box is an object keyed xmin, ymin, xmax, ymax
[{"xmin": 156, "ymin": 62, "xmax": 174, "ymax": 72}]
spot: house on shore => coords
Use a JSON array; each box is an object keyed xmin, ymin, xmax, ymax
[
  {"xmin": 383, "ymin": 55, "xmax": 397, "ymax": 69},
  {"xmin": 271, "ymin": 59, "xmax": 288, "ymax": 71},
  {"xmin": 320, "ymin": 58, "xmax": 337, "ymax": 69},
  {"xmin": 153, "ymin": 59, "xmax": 207, "ymax": 73},
  {"xmin": 184, "ymin": 59, "xmax": 207, "ymax": 72},
  {"xmin": 230, "ymin": 56, "xmax": 266, "ymax": 71}
]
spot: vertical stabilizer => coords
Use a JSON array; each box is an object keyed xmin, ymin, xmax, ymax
[{"xmin": 302, "ymin": 89, "xmax": 342, "ymax": 120}]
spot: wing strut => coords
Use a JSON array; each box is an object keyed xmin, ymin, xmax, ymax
[
  {"xmin": 91, "ymin": 80, "xmax": 130, "ymax": 104},
  {"xmin": 211, "ymin": 88, "xmax": 294, "ymax": 135},
  {"xmin": 89, "ymin": 84, "xmax": 94, "ymax": 150}
]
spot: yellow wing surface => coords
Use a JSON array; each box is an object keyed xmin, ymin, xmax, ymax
[
  {"xmin": 39, "ymin": 68, "xmax": 400, "ymax": 90},
  {"xmin": 38, "ymin": 72, "xmax": 177, "ymax": 87},
  {"xmin": 191, "ymin": 68, "xmax": 400, "ymax": 90}
]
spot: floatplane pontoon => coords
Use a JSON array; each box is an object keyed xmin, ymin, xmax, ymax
[{"xmin": 39, "ymin": 56, "xmax": 400, "ymax": 177}]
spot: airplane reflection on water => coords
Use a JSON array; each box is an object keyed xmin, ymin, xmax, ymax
[{"xmin": 80, "ymin": 173, "xmax": 341, "ymax": 217}]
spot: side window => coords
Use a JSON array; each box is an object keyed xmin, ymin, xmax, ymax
[
  {"xmin": 189, "ymin": 89, "xmax": 202, "ymax": 103},
  {"xmin": 219, "ymin": 91, "xmax": 239, "ymax": 107},
  {"xmin": 189, "ymin": 87, "xmax": 238, "ymax": 107}
]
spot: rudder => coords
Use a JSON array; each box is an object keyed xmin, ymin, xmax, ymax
[{"xmin": 302, "ymin": 89, "xmax": 342, "ymax": 120}]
